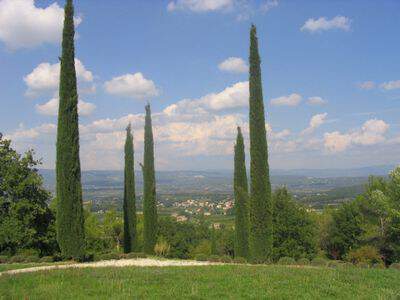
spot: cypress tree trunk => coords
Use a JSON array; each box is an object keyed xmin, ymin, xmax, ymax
[
  {"xmin": 56, "ymin": 0, "xmax": 85, "ymax": 259},
  {"xmin": 234, "ymin": 127, "xmax": 249, "ymax": 258},
  {"xmin": 123, "ymin": 124, "xmax": 137, "ymax": 253},
  {"xmin": 142, "ymin": 104, "xmax": 157, "ymax": 254},
  {"xmin": 248, "ymin": 25, "xmax": 273, "ymax": 262}
]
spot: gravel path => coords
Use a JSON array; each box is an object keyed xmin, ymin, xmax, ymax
[{"xmin": 0, "ymin": 258, "xmax": 220, "ymax": 276}]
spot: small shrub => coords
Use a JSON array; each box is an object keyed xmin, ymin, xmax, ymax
[
  {"xmin": 77, "ymin": 253, "xmax": 95, "ymax": 263},
  {"xmin": 154, "ymin": 239, "xmax": 171, "ymax": 257},
  {"xmin": 9, "ymin": 255, "xmax": 28, "ymax": 263},
  {"xmin": 0, "ymin": 255, "xmax": 9, "ymax": 264},
  {"xmin": 372, "ymin": 262, "xmax": 385, "ymax": 269},
  {"xmin": 52, "ymin": 253, "xmax": 63, "ymax": 262},
  {"xmin": 346, "ymin": 246, "xmax": 382, "ymax": 265},
  {"xmin": 208, "ymin": 255, "xmax": 220, "ymax": 262},
  {"xmin": 219, "ymin": 255, "xmax": 232, "ymax": 263},
  {"xmin": 278, "ymin": 257, "xmax": 296, "ymax": 265},
  {"xmin": 39, "ymin": 256, "xmax": 53, "ymax": 263},
  {"xmin": 328, "ymin": 260, "xmax": 344, "ymax": 268},
  {"xmin": 195, "ymin": 254, "xmax": 208, "ymax": 261},
  {"xmin": 98, "ymin": 253, "xmax": 120, "ymax": 261},
  {"xmin": 389, "ymin": 263, "xmax": 400, "ymax": 270},
  {"xmin": 233, "ymin": 257, "xmax": 247, "ymax": 264},
  {"xmin": 311, "ymin": 258, "xmax": 328, "ymax": 267},
  {"xmin": 357, "ymin": 262, "xmax": 370, "ymax": 269},
  {"xmin": 126, "ymin": 252, "xmax": 147, "ymax": 259},
  {"xmin": 296, "ymin": 258, "xmax": 310, "ymax": 265}
]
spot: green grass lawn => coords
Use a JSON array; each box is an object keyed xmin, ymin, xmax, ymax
[{"xmin": 1, "ymin": 264, "xmax": 399, "ymax": 299}]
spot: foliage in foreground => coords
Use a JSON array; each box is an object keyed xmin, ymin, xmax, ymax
[{"xmin": 1, "ymin": 265, "xmax": 400, "ymax": 299}]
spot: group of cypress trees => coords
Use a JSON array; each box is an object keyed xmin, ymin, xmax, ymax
[
  {"xmin": 234, "ymin": 25, "xmax": 273, "ymax": 262},
  {"xmin": 55, "ymin": 0, "xmax": 158, "ymax": 258}
]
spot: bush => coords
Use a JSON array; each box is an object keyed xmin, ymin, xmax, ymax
[
  {"xmin": 126, "ymin": 252, "xmax": 147, "ymax": 259},
  {"xmin": 233, "ymin": 257, "xmax": 247, "ymax": 264},
  {"xmin": 219, "ymin": 255, "xmax": 232, "ymax": 263},
  {"xmin": 357, "ymin": 262, "xmax": 370, "ymax": 269},
  {"xmin": 154, "ymin": 239, "xmax": 171, "ymax": 257},
  {"xmin": 389, "ymin": 263, "xmax": 400, "ymax": 270},
  {"xmin": 39, "ymin": 256, "xmax": 54, "ymax": 263},
  {"xmin": 311, "ymin": 258, "xmax": 328, "ymax": 267},
  {"xmin": 0, "ymin": 255, "xmax": 9, "ymax": 264},
  {"xmin": 345, "ymin": 246, "xmax": 382, "ymax": 265},
  {"xmin": 296, "ymin": 258, "xmax": 310, "ymax": 265},
  {"xmin": 327, "ymin": 260, "xmax": 344, "ymax": 268},
  {"xmin": 278, "ymin": 257, "xmax": 296, "ymax": 265},
  {"xmin": 372, "ymin": 262, "xmax": 385, "ymax": 269},
  {"xmin": 9, "ymin": 255, "xmax": 28, "ymax": 263},
  {"xmin": 208, "ymin": 255, "xmax": 221, "ymax": 262},
  {"xmin": 98, "ymin": 253, "xmax": 120, "ymax": 261},
  {"xmin": 195, "ymin": 254, "xmax": 208, "ymax": 261}
]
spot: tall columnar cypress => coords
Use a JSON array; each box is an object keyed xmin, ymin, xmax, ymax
[
  {"xmin": 248, "ymin": 25, "xmax": 273, "ymax": 262},
  {"xmin": 142, "ymin": 104, "xmax": 157, "ymax": 254},
  {"xmin": 123, "ymin": 124, "xmax": 137, "ymax": 253},
  {"xmin": 234, "ymin": 127, "xmax": 249, "ymax": 258},
  {"xmin": 55, "ymin": 0, "xmax": 85, "ymax": 259}
]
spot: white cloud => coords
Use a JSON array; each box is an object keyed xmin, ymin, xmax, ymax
[
  {"xmin": 324, "ymin": 119, "xmax": 389, "ymax": 153},
  {"xmin": 167, "ymin": 0, "xmax": 233, "ymax": 12},
  {"xmin": 381, "ymin": 80, "xmax": 400, "ymax": 91},
  {"xmin": 307, "ymin": 96, "xmax": 327, "ymax": 105},
  {"xmin": 0, "ymin": 0, "xmax": 82, "ymax": 50},
  {"xmin": 218, "ymin": 57, "xmax": 248, "ymax": 73},
  {"xmin": 301, "ymin": 16, "xmax": 351, "ymax": 33},
  {"xmin": 104, "ymin": 72, "xmax": 159, "ymax": 100},
  {"xmin": 35, "ymin": 97, "xmax": 96, "ymax": 116},
  {"xmin": 24, "ymin": 59, "xmax": 94, "ymax": 97},
  {"xmin": 270, "ymin": 93, "xmax": 302, "ymax": 106},
  {"xmin": 301, "ymin": 113, "xmax": 327, "ymax": 135},
  {"xmin": 164, "ymin": 81, "xmax": 248, "ymax": 116},
  {"xmin": 358, "ymin": 81, "xmax": 375, "ymax": 90},
  {"xmin": 5, "ymin": 123, "xmax": 56, "ymax": 142},
  {"xmin": 260, "ymin": 0, "xmax": 278, "ymax": 13}
]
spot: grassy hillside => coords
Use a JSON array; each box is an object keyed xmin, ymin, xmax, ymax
[{"xmin": 1, "ymin": 264, "xmax": 399, "ymax": 299}]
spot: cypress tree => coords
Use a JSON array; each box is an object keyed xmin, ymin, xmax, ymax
[
  {"xmin": 248, "ymin": 24, "xmax": 273, "ymax": 262},
  {"xmin": 55, "ymin": 0, "xmax": 85, "ymax": 259},
  {"xmin": 142, "ymin": 104, "xmax": 157, "ymax": 254},
  {"xmin": 234, "ymin": 127, "xmax": 249, "ymax": 258},
  {"xmin": 123, "ymin": 124, "xmax": 137, "ymax": 253}
]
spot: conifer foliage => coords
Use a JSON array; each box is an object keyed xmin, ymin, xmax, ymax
[
  {"xmin": 142, "ymin": 104, "xmax": 158, "ymax": 254},
  {"xmin": 123, "ymin": 124, "xmax": 137, "ymax": 253},
  {"xmin": 234, "ymin": 127, "xmax": 249, "ymax": 258},
  {"xmin": 55, "ymin": 0, "xmax": 85, "ymax": 259},
  {"xmin": 248, "ymin": 25, "xmax": 273, "ymax": 262}
]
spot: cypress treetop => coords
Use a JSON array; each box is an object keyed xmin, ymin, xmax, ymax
[
  {"xmin": 55, "ymin": 0, "xmax": 85, "ymax": 259},
  {"xmin": 248, "ymin": 24, "xmax": 273, "ymax": 262}
]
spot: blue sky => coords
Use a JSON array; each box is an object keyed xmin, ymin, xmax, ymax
[{"xmin": 1, "ymin": 0, "xmax": 400, "ymax": 170}]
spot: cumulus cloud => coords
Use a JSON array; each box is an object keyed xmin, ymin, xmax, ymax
[
  {"xmin": 381, "ymin": 80, "xmax": 400, "ymax": 90},
  {"xmin": 24, "ymin": 59, "xmax": 94, "ymax": 97},
  {"xmin": 358, "ymin": 81, "xmax": 375, "ymax": 90},
  {"xmin": 104, "ymin": 72, "xmax": 159, "ymax": 100},
  {"xmin": 35, "ymin": 98, "xmax": 96, "ymax": 117},
  {"xmin": 5, "ymin": 123, "xmax": 56, "ymax": 142},
  {"xmin": 218, "ymin": 57, "xmax": 248, "ymax": 73},
  {"xmin": 270, "ymin": 93, "xmax": 302, "ymax": 106},
  {"xmin": 0, "ymin": 0, "xmax": 82, "ymax": 50},
  {"xmin": 307, "ymin": 96, "xmax": 327, "ymax": 105},
  {"xmin": 167, "ymin": 0, "xmax": 233, "ymax": 12},
  {"xmin": 301, "ymin": 16, "xmax": 351, "ymax": 33},
  {"xmin": 324, "ymin": 119, "xmax": 389, "ymax": 153},
  {"xmin": 301, "ymin": 113, "xmax": 328, "ymax": 135},
  {"xmin": 164, "ymin": 81, "xmax": 248, "ymax": 117}
]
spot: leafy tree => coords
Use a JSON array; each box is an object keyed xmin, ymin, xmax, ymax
[
  {"xmin": 0, "ymin": 134, "xmax": 57, "ymax": 256},
  {"xmin": 248, "ymin": 24, "xmax": 273, "ymax": 262},
  {"xmin": 272, "ymin": 188, "xmax": 317, "ymax": 260},
  {"xmin": 233, "ymin": 127, "xmax": 249, "ymax": 258},
  {"xmin": 55, "ymin": 0, "xmax": 85, "ymax": 259},
  {"xmin": 142, "ymin": 104, "xmax": 157, "ymax": 254},
  {"xmin": 123, "ymin": 124, "xmax": 137, "ymax": 253},
  {"xmin": 103, "ymin": 209, "xmax": 124, "ymax": 252}
]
